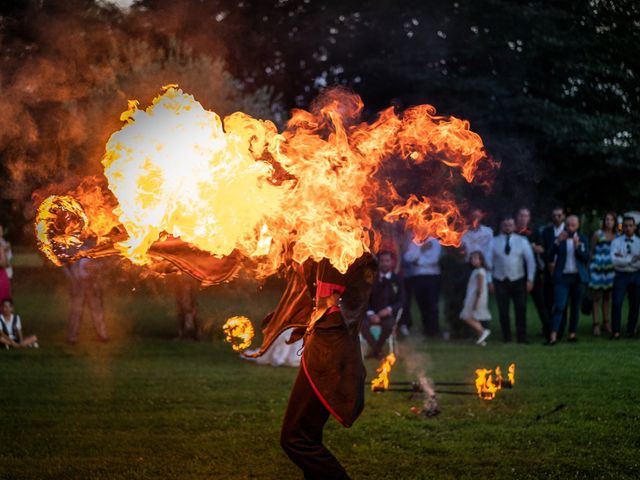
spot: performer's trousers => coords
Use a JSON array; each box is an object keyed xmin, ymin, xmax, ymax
[
  {"xmin": 68, "ymin": 279, "xmax": 107, "ymax": 342},
  {"xmin": 281, "ymin": 366, "xmax": 350, "ymax": 480}
]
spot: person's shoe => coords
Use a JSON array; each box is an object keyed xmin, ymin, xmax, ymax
[
  {"xmin": 602, "ymin": 322, "xmax": 612, "ymax": 334},
  {"xmin": 441, "ymin": 331, "xmax": 451, "ymax": 341},
  {"xmin": 544, "ymin": 339, "xmax": 557, "ymax": 346},
  {"xmin": 399, "ymin": 325, "xmax": 410, "ymax": 337},
  {"xmin": 32, "ymin": 342, "xmax": 39, "ymax": 349},
  {"xmin": 592, "ymin": 324, "xmax": 601, "ymax": 336},
  {"xmin": 476, "ymin": 329, "xmax": 491, "ymax": 344},
  {"xmin": 479, "ymin": 341, "xmax": 487, "ymax": 347},
  {"xmin": 567, "ymin": 336, "xmax": 577, "ymax": 343},
  {"xmin": 610, "ymin": 334, "xmax": 621, "ymax": 340}
]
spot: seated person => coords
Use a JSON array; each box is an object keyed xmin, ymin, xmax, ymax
[
  {"xmin": 0, "ymin": 298, "xmax": 38, "ymax": 349},
  {"xmin": 361, "ymin": 251, "xmax": 405, "ymax": 358}
]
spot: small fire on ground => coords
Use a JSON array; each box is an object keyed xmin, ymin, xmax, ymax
[{"xmin": 475, "ymin": 363, "xmax": 516, "ymax": 400}]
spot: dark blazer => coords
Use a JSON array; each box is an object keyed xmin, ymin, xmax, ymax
[
  {"xmin": 551, "ymin": 233, "xmax": 590, "ymax": 283},
  {"xmin": 368, "ymin": 272, "xmax": 405, "ymax": 318},
  {"xmin": 541, "ymin": 224, "xmax": 559, "ymax": 264}
]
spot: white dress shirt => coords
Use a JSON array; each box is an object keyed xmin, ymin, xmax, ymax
[
  {"xmin": 492, "ymin": 233, "xmax": 536, "ymax": 282},
  {"xmin": 461, "ymin": 225, "xmax": 494, "ymax": 269},
  {"xmin": 403, "ymin": 237, "xmax": 442, "ymax": 276},
  {"xmin": 562, "ymin": 237, "xmax": 579, "ymax": 274},
  {"xmin": 611, "ymin": 235, "xmax": 640, "ymax": 272}
]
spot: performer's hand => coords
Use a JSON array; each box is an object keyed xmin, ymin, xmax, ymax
[{"xmin": 526, "ymin": 281, "xmax": 533, "ymax": 292}]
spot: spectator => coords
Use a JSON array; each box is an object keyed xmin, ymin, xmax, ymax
[
  {"xmin": 491, "ymin": 215, "xmax": 536, "ymax": 343},
  {"xmin": 0, "ymin": 225, "xmax": 11, "ymax": 302},
  {"xmin": 63, "ymin": 256, "xmax": 108, "ymax": 344},
  {"xmin": 174, "ymin": 273, "xmax": 200, "ymax": 340},
  {"xmin": 460, "ymin": 251, "xmax": 492, "ymax": 346},
  {"xmin": 402, "ymin": 236, "xmax": 442, "ymax": 337},
  {"xmin": 541, "ymin": 206, "xmax": 568, "ymax": 335},
  {"xmin": 610, "ymin": 216, "xmax": 640, "ymax": 339},
  {"xmin": 362, "ymin": 251, "xmax": 405, "ymax": 358},
  {"xmin": 548, "ymin": 215, "xmax": 590, "ymax": 345},
  {"xmin": 516, "ymin": 207, "xmax": 549, "ymax": 338},
  {"xmin": 0, "ymin": 298, "xmax": 38, "ymax": 349},
  {"xmin": 589, "ymin": 212, "xmax": 617, "ymax": 335},
  {"xmin": 461, "ymin": 209, "xmax": 494, "ymax": 278}
]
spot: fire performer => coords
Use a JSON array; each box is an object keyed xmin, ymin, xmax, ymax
[{"xmin": 249, "ymin": 253, "xmax": 376, "ymax": 479}]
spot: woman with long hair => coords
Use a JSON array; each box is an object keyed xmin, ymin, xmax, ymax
[{"xmin": 589, "ymin": 211, "xmax": 617, "ymax": 335}]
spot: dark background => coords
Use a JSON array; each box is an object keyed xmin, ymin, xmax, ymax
[{"xmin": 0, "ymin": 0, "xmax": 638, "ymax": 242}]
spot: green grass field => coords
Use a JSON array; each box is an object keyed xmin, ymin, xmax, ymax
[{"xmin": 1, "ymin": 262, "xmax": 639, "ymax": 479}]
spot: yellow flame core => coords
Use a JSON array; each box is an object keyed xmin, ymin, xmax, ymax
[
  {"xmin": 475, "ymin": 368, "xmax": 499, "ymax": 400},
  {"xmin": 371, "ymin": 353, "xmax": 397, "ymax": 391},
  {"xmin": 508, "ymin": 363, "xmax": 516, "ymax": 385},
  {"xmin": 222, "ymin": 316, "xmax": 255, "ymax": 352},
  {"xmin": 102, "ymin": 87, "xmax": 284, "ymax": 265}
]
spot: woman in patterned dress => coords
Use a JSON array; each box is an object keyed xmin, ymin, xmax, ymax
[{"xmin": 589, "ymin": 212, "xmax": 617, "ymax": 335}]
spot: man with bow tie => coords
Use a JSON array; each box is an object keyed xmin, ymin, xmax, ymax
[
  {"xmin": 362, "ymin": 251, "xmax": 405, "ymax": 358},
  {"xmin": 610, "ymin": 216, "xmax": 640, "ymax": 339}
]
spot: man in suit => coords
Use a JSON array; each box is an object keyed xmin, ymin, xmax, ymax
[
  {"xmin": 548, "ymin": 215, "xmax": 590, "ymax": 345},
  {"xmin": 362, "ymin": 251, "xmax": 405, "ymax": 358},
  {"xmin": 540, "ymin": 206, "xmax": 567, "ymax": 336},
  {"xmin": 610, "ymin": 216, "xmax": 640, "ymax": 339}
]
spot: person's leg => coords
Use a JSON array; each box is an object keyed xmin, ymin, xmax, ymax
[
  {"xmin": 543, "ymin": 270, "xmax": 555, "ymax": 324},
  {"xmin": 611, "ymin": 273, "xmax": 628, "ymax": 336},
  {"xmin": 399, "ymin": 276, "xmax": 414, "ymax": 330},
  {"xmin": 626, "ymin": 274, "xmax": 640, "ymax": 336},
  {"xmin": 494, "ymin": 280, "xmax": 512, "ymax": 342},
  {"xmin": 424, "ymin": 275, "xmax": 441, "ymax": 336},
  {"xmin": 550, "ymin": 277, "xmax": 570, "ymax": 342},
  {"xmin": 413, "ymin": 276, "xmax": 432, "ymax": 336},
  {"xmin": 463, "ymin": 317, "xmax": 484, "ymax": 336},
  {"xmin": 375, "ymin": 316, "xmax": 395, "ymax": 352},
  {"xmin": 602, "ymin": 289, "xmax": 612, "ymax": 332},
  {"xmin": 513, "ymin": 278, "xmax": 528, "ymax": 343},
  {"xmin": 531, "ymin": 273, "xmax": 549, "ymax": 338},
  {"xmin": 360, "ymin": 317, "xmax": 378, "ymax": 355},
  {"xmin": 567, "ymin": 277, "xmax": 582, "ymax": 337},
  {"xmin": 281, "ymin": 367, "xmax": 350, "ymax": 480},
  {"xmin": 87, "ymin": 280, "xmax": 108, "ymax": 341},
  {"xmin": 591, "ymin": 289, "xmax": 602, "ymax": 334},
  {"xmin": 67, "ymin": 282, "xmax": 85, "ymax": 343}
]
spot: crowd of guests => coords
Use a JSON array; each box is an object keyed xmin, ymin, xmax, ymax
[{"xmin": 361, "ymin": 207, "xmax": 640, "ymax": 355}]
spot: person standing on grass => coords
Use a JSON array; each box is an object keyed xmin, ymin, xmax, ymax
[
  {"xmin": 516, "ymin": 207, "xmax": 550, "ymax": 339},
  {"xmin": 460, "ymin": 251, "xmax": 491, "ymax": 346},
  {"xmin": 491, "ymin": 215, "xmax": 536, "ymax": 343},
  {"xmin": 589, "ymin": 211, "xmax": 617, "ymax": 335},
  {"xmin": 0, "ymin": 225, "xmax": 12, "ymax": 302},
  {"xmin": 541, "ymin": 206, "xmax": 567, "ymax": 331},
  {"xmin": 63, "ymin": 254, "xmax": 108, "ymax": 344},
  {"xmin": 610, "ymin": 216, "xmax": 640, "ymax": 339},
  {"xmin": 402, "ymin": 235, "xmax": 442, "ymax": 337},
  {"xmin": 0, "ymin": 298, "xmax": 38, "ymax": 349},
  {"xmin": 548, "ymin": 215, "xmax": 590, "ymax": 345}
]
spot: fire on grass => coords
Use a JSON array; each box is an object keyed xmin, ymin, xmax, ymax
[
  {"xmin": 34, "ymin": 85, "xmax": 497, "ymax": 280},
  {"xmin": 475, "ymin": 363, "xmax": 516, "ymax": 400}
]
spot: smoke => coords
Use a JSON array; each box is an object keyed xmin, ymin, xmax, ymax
[{"xmin": 0, "ymin": 0, "xmax": 277, "ymax": 239}]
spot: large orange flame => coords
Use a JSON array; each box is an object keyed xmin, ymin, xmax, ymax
[{"xmin": 35, "ymin": 86, "xmax": 497, "ymax": 276}]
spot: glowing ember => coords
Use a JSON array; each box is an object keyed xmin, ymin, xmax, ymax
[
  {"xmin": 222, "ymin": 316, "xmax": 255, "ymax": 352},
  {"xmin": 371, "ymin": 353, "xmax": 397, "ymax": 392},
  {"xmin": 35, "ymin": 86, "xmax": 497, "ymax": 276},
  {"xmin": 508, "ymin": 363, "xmax": 516, "ymax": 386},
  {"xmin": 474, "ymin": 368, "xmax": 499, "ymax": 400}
]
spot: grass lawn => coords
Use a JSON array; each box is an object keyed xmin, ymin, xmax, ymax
[{"xmin": 1, "ymin": 261, "xmax": 639, "ymax": 479}]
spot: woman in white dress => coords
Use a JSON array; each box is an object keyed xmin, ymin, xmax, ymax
[{"xmin": 460, "ymin": 251, "xmax": 492, "ymax": 345}]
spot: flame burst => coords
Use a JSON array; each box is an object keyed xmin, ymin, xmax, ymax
[
  {"xmin": 222, "ymin": 316, "xmax": 255, "ymax": 352},
  {"xmin": 35, "ymin": 86, "xmax": 496, "ymax": 275},
  {"xmin": 508, "ymin": 363, "xmax": 516, "ymax": 386},
  {"xmin": 371, "ymin": 353, "xmax": 397, "ymax": 392},
  {"xmin": 475, "ymin": 368, "xmax": 499, "ymax": 400}
]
